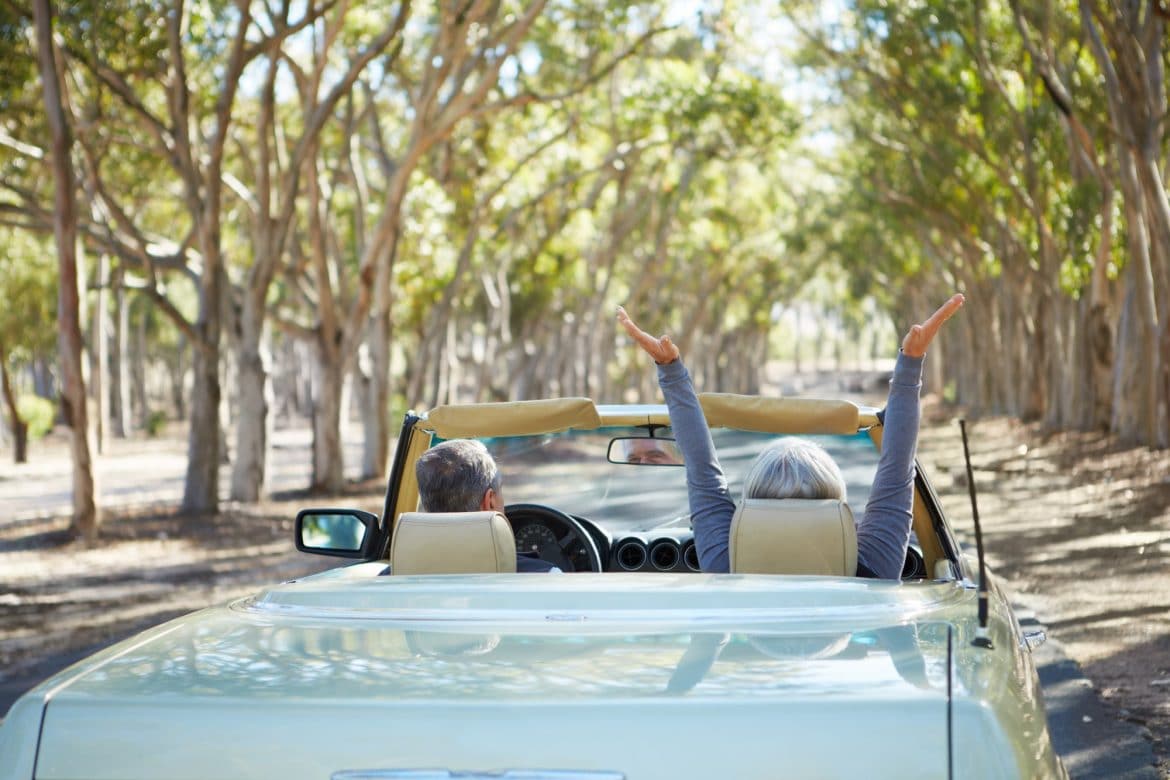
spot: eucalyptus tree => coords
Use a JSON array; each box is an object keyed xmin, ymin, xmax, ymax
[
  {"xmin": 786, "ymin": 0, "xmax": 1118, "ymax": 434},
  {"xmin": 1010, "ymin": 0, "xmax": 1117, "ymax": 431},
  {"xmin": 224, "ymin": 2, "xmax": 410, "ymax": 501},
  {"xmin": 271, "ymin": 0, "xmax": 550, "ymax": 490},
  {"xmin": 400, "ymin": 100, "xmax": 586, "ymax": 408},
  {"xmin": 431, "ymin": 10, "xmax": 802, "ymax": 405},
  {"xmin": 1077, "ymin": 0, "xmax": 1169, "ymax": 446},
  {"xmin": 1, "ymin": 0, "xmax": 338, "ymax": 513},
  {"xmin": 0, "ymin": 6, "xmax": 48, "ymax": 465},
  {"xmin": 32, "ymin": 0, "xmax": 100, "ymax": 538},
  {"xmin": 341, "ymin": 2, "xmax": 558, "ymax": 488},
  {"xmin": 272, "ymin": 0, "xmax": 675, "ymax": 489}
]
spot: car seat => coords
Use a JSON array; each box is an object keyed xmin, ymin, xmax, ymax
[
  {"xmin": 390, "ymin": 511, "xmax": 518, "ymax": 574},
  {"xmin": 728, "ymin": 498, "xmax": 858, "ymax": 575}
]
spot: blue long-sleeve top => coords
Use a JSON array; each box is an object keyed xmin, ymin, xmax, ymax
[{"xmin": 657, "ymin": 352, "xmax": 924, "ymax": 579}]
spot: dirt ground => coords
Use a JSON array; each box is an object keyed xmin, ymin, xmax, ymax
[
  {"xmin": 1, "ymin": 407, "xmax": 1168, "ymax": 776},
  {"xmin": 917, "ymin": 404, "xmax": 1170, "ymax": 777}
]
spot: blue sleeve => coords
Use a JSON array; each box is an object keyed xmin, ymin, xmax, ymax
[
  {"xmin": 657, "ymin": 360, "xmax": 736, "ymax": 573},
  {"xmin": 856, "ymin": 351, "xmax": 924, "ymax": 580}
]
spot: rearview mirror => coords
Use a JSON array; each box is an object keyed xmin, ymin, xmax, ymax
[
  {"xmin": 607, "ymin": 437, "xmax": 684, "ymax": 466},
  {"xmin": 295, "ymin": 508, "xmax": 379, "ymax": 558}
]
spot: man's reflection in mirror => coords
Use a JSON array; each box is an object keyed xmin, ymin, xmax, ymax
[{"xmin": 622, "ymin": 438, "xmax": 683, "ymax": 465}]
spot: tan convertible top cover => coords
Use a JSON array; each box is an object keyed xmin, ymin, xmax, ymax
[
  {"xmin": 422, "ymin": 397, "xmax": 603, "ymax": 439},
  {"xmin": 699, "ymin": 394, "xmax": 862, "ymax": 435},
  {"xmin": 422, "ymin": 395, "xmax": 867, "ymax": 439}
]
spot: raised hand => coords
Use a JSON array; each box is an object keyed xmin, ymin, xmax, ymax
[
  {"xmin": 902, "ymin": 293, "xmax": 965, "ymax": 358},
  {"xmin": 617, "ymin": 306, "xmax": 680, "ymax": 365}
]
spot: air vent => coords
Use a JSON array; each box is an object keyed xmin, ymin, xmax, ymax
[
  {"xmin": 649, "ymin": 539, "xmax": 680, "ymax": 571},
  {"xmin": 682, "ymin": 540, "xmax": 701, "ymax": 572},
  {"xmin": 614, "ymin": 538, "xmax": 648, "ymax": 571}
]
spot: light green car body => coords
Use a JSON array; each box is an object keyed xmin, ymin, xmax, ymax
[
  {"xmin": 2, "ymin": 564, "xmax": 1062, "ymax": 779},
  {"xmin": 0, "ymin": 397, "xmax": 1067, "ymax": 778}
]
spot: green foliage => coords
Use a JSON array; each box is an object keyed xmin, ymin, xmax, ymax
[
  {"xmin": 0, "ymin": 230, "xmax": 57, "ymax": 363},
  {"xmin": 17, "ymin": 394, "xmax": 54, "ymax": 441},
  {"xmin": 145, "ymin": 410, "xmax": 168, "ymax": 437},
  {"xmin": 0, "ymin": 4, "xmax": 36, "ymax": 115},
  {"xmin": 5, "ymin": 0, "xmax": 1134, "ymax": 423}
]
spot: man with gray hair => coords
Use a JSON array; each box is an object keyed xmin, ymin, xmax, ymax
[{"xmin": 415, "ymin": 439, "xmax": 559, "ymax": 572}]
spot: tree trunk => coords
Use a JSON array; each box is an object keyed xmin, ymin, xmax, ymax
[
  {"xmin": 1112, "ymin": 271, "xmax": 1152, "ymax": 444},
  {"xmin": 360, "ymin": 310, "xmax": 392, "ymax": 479},
  {"xmin": 131, "ymin": 306, "xmax": 150, "ymax": 427},
  {"xmin": 230, "ymin": 295, "xmax": 271, "ymax": 501},
  {"xmin": 312, "ymin": 341, "xmax": 345, "ymax": 492},
  {"xmin": 1023, "ymin": 286, "xmax": 1048, "ymax": 422},
  {"xmin": 35, "ymin": 0, "xmax": 99, "ymax": 539},
  {"xmin": 0, "ymin": 345, "xmax": 29, "ymax": 464},
  {"xmin": 793, "ymin": 306, "xmax": 802, "ymax": 375},
  {"xmin": 92, "ymin": 253, "xmax": 109, "ymax": 453},
  {"xmin": 112, "ymin": 277, "xmax": 132, "ymax": 437},
  {"xmin": 171, "ymin": 335, "xmax": 187, "ymax": 421},
  {"xmin": 1083, "ymin": 186, "xmax": 1115, "ymax": 431},
  {"xmin": 1136, "ymin": 154, "xmax": 1168, "ymax": 446},
  {"xmin": 1084, "ymin": 300, "xmax": 1113, "ymax": 430},
  {"xmin": 1112, "ymin": 149, "xmax": 1159, "ymax": 444},
  {"xmin": 181, "ymin": 262, "xmax": 224, "ymax": 514},
  {"xmin": 182, "ymin": 342, "xmax": 222, "ymax": 511},
  {"xmin": 33, "ymin": 356, "xmax": 54, "ymax": 398},
  {"xmin": 1042, "ymin": 292, "xmax": 1067, "ymax": 431}
]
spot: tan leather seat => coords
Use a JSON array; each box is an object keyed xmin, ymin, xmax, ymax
[
  {"xmin": 728, "ymin": 498, "xmax": 858, "ymax": 576},
  {"xmin": 390, "ymin": 511, "xmax": 518, "ymax": 575}
]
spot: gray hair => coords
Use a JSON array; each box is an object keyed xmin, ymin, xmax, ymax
[
  {"xmin": 743, "ymin": 437, "xmax": 846, "ymax": 502},
  {"xmin": 415, "ymin": 439, "xmax": 502, "ymax": 512}
]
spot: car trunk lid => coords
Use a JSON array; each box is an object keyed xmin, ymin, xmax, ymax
[{"xmin": 34, "ymin": 572, "xmax": 959, "ymax": 779}]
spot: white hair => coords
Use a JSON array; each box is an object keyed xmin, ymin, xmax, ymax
[{"xmin": 742, "ymin": 437, "xmax": 846, "ymax": 502}]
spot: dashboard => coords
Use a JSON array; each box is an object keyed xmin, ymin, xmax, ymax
[
  {"xmin": 506, "ymin": 503, "xmax": 698, "ymax": 574},
  {"xmin": 505, "ymin": 503, "xmax": 923, "ymax": 578}
]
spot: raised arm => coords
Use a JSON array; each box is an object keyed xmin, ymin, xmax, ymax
[
  {"xmin": 617, "ymin": 307, "xmax": 736, "ymax": 572},
  {"xmin": 857, "ymin": 294, "xmax": 964, "ymax": 579}
]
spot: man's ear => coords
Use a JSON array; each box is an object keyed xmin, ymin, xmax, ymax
[{"xmin": 481, "ymin": 487, "xmax": 505, "ymax": 513}]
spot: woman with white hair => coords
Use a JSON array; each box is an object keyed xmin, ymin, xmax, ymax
[{"xmin": 617, "ymin": 294, "xmax": 964, "ymax": 579}]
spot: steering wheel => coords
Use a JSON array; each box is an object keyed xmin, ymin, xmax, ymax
[{"xmin": 505, "ymin": 503, "xmax": 603, "ymax": 573}]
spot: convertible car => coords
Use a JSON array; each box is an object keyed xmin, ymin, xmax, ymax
[{"xmin": 0, "ymin": 394, "xmax": 1065, "ymax": 779}]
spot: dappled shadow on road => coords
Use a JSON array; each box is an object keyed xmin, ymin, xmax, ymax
[
  {"xmin": 267, "ymin": 475, "xmax": 387, "ymax": 504},
  {"xmin": 1080, "ymin": 633, "xmax": 1170, "ymax": 768},
  {"xmin": 0, "ymin": 489, "xmax": 384, "ymax": 714}
]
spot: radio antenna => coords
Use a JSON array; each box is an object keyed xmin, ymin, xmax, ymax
[{"xmin": 959, "ymin": 419, "xmax": 993, "ymax": 650}]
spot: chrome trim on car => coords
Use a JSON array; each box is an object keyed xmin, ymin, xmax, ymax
[
  {"xmin": 1022, "ymin": 629, "xmax": 1047, "ymax": 651},
  {"xmin": 234, "ymin": 579, "xmax": 976, "ymax": 633},
  {"xmin": 333, "ymin": 771, "xmax": 624, "ymax": 780}
]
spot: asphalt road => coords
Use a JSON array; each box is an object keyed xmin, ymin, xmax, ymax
[
  {"xmin": 0, "ymin": 421, "xmax": 1161, "ymax": 778},
  {"xmin": 1020, "ymin": 609, "xmax": 1159, "ymax": 778},
  {"xmin": 0, "ymin": 425, "xmax": 367, "ymax": 525}
]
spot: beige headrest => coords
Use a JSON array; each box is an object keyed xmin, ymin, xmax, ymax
[
  {"xmin": 390, "ymin": 511, "xmax": 517, "ymax": 575},
  {"xmin": 729, "ymin": 498, "xmax": 858, "ymax": 576}
]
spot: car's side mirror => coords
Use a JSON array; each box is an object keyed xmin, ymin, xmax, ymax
[
  {"xmin": 607, "ymin": 437, "xmax": 685, "ymax": 466},
  {"xmin": 295, "ymin": 508, "xmax": 380, "ymax": 558}
]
